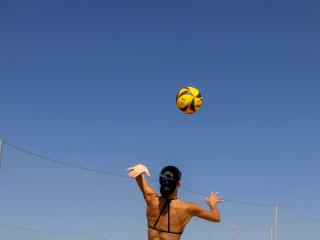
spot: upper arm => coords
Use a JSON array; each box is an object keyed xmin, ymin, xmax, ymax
[
  {"xmin": 186, "ymin": 202, "xmax": 220, "ymax": 222},
  {"xmin": 135, "ymin": 175, "xmax": 158, "ymax": 203}
]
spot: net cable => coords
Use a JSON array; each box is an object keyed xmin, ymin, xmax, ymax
[{"xmin": 3, "ymin": 139, "xmax": 320, "ymax": 223}]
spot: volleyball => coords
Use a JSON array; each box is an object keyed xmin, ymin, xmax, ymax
[{"xmin": 176, "ymin": 86, "xmax": 202, "ymax": 114}]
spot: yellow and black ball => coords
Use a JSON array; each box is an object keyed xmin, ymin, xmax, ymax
[{"xmin": 176, "ymin": 86, "xmax": 202, "ymax": 114}]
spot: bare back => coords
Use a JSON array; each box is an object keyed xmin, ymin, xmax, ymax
[{"xmin": 147, "ymin": 196, "xmax": 193, "ymax": 240}]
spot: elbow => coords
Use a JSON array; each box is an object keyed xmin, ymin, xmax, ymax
[{"xmin": 211, "ymin": 215, "xmax": 221, "ymax": 223}]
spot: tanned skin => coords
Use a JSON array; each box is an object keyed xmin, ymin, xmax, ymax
[{"xmin": 128, "ymin": 164, "xmax": 222, "ymax": 240}]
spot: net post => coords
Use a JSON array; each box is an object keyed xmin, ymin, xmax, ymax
[
  {"xmin": 0, "ymin": 137, "xmax": 3, "ymax": 170},
  {"xmin": 274, "ymin": 204, "xmax": 278, "ymax": 240}
]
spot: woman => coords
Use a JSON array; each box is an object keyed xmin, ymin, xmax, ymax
[{"xmin": 128, "ymin": 163, "xmax": 222, "ymax": 240}]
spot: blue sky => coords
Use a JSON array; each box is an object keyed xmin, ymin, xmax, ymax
[{"xmin": 0, "ymin": 0, "xmax": 320, "ymax": 239}]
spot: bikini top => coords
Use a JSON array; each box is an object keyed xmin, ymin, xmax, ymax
[{"xmin": 148, "ymin": 198, "xmax": 183, "ymax": 235}]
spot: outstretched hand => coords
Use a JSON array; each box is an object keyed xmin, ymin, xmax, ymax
[
  {"xmin": 127, "ymin": 164, "xmax": 151, "ymax": 178},
  {"xmin": 205, "ymin": 192, "xmax": 223, "ymax": 208}
]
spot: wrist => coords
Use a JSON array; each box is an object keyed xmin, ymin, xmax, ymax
[{"xmin": 208, "ymin": 203, "xmax": 218, "ymax": 209}]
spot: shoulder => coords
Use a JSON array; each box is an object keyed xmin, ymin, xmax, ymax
[{"xmin": 146, "ymin": 194, "xmax": 160, "ymax": 207}]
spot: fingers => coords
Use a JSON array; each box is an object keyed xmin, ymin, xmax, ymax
[
  {"xmin": 209, "ymin": 192, "xmax": 217, "ymax": 198},
  {"xmin": 128, "ymin": 165, "xmax": 139, "ymax": 177},
  {"xmin": 127, "ymin": 164, "xmax": 151, "ymax": 177},
  {"xmin": 208, "ymin": 192, "xmax": 223, "ymax": 201},
  {"xmin": 128, "ymin": 170, "xmax": 137, "ymax": 178},
  {"xmin": 210, "ymin": 192, "xmax": 219, "ymax": 197},
  {"xmin": 128, "ymin": 171, "xmax": 140, "ymax": 178},
  {"xmin": 132, "ymin": 172, "xmax": 140, "ymax": 178},
  {"xmin": 127, "ymin": 167, "xmax": 143, "ymax": 178},
  {"xmin": 127, "ymin": 164, "xmax": 140, "ymax": 172}
]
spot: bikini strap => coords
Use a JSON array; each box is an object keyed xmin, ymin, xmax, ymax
[
  {"xmin": 168, "ymin": 199, "xmax": 171, "ymax": 233},
  {"xmin": 153, "ymin": 200, "xmax": 169, "ymax": 229},
  {"xmin": 153, "ymin": 198, "xmax": 177, "ymax": 229}
]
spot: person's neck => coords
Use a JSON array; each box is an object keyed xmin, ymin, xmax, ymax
[{"xmin": 165, "ymin": 193, "xmax": 177, "ymax": 199}]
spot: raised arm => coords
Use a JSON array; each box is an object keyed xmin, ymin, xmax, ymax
[
  {"xmin": 187, "ymin": 192, "xmax": 222, "ymax": 222},
  {"xmin": 128, "ymin": 164, "xmax": 157, "ymax": 202}
]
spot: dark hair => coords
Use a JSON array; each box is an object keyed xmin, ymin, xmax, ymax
[{"xmin": 159, "ymin": 166, "xmax": 181, "ymax": 198}]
